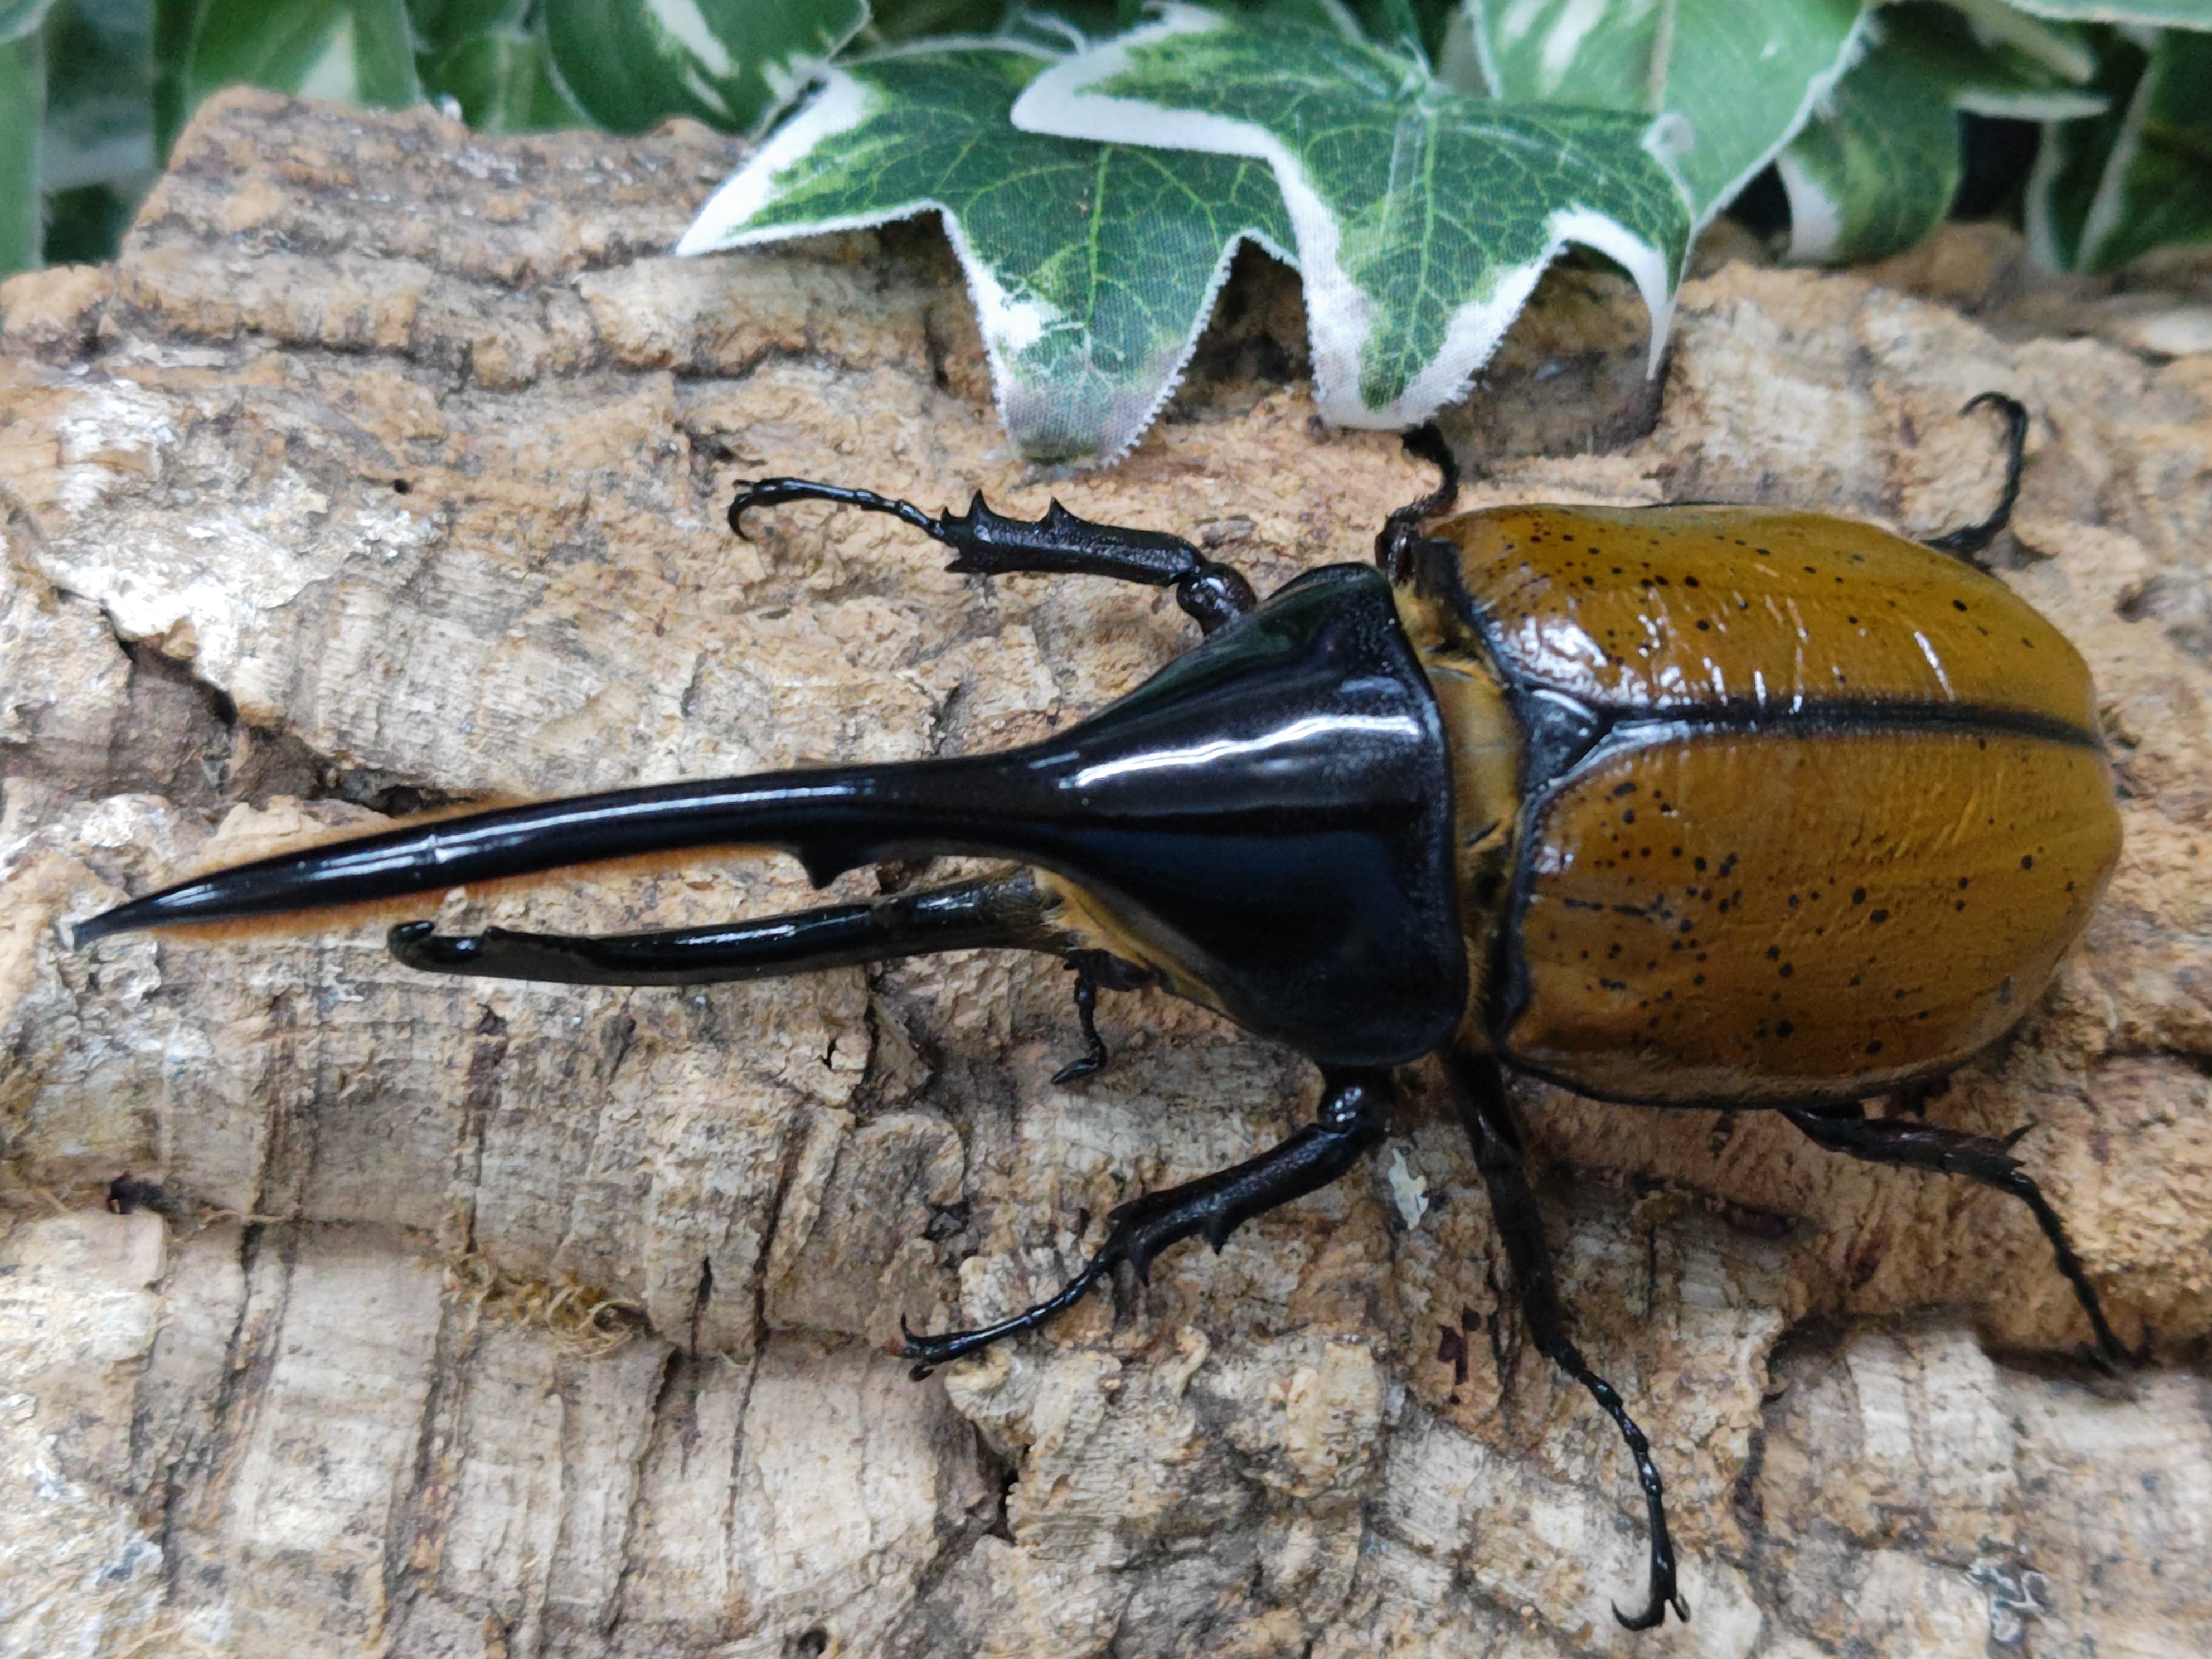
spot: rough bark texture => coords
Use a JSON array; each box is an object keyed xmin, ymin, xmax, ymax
[{"xmin": 3, "ymin": 92, "xmax": 2210, "ymax": 1658}]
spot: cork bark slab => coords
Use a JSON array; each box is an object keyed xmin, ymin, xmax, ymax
[{"xmin": 3, "ymin": 89, "xmax": 2210, "ymax": 1658}]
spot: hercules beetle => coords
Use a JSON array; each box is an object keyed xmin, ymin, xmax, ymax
[{"xmin": 77, "ymin": 394, "xmax": 2129, "ymax": 1630}]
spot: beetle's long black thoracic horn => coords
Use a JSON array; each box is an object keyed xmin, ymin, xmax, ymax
[
  {"xmin": 76, "ymin": 565, "xmax": 1467, "ymax": 1069},
  {"xmin": 70, "ymin": 753, "xmax": 1061, "ymax": 942}
]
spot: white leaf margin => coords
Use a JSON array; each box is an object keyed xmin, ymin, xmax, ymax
[
  {"xmin": 1773, "ymin": 148, "xmax": 1851, "ymax": 265},
  {"xmin": 1011, "ymin": 4, "xmax": 1688, "ymax": 431},
  {"xmin": 675, "ymin": 38, "xmax": 1294, "ymax": 464}
]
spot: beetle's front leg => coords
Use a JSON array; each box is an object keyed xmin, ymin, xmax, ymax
[
  {"xmin": 1447, "ymin": 1047, "xmax": 1689, "ymax": 1633},
  {"xmin": 727, "ymin": 478, "xmax": 1255, "ymax": 633},
  {"xmin": 898, "ymin": 1068, "xmax": 1390, "ymax": 1376}
]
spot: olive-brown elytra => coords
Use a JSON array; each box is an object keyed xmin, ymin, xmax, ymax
[{"xmin": 75, "ymin": 394, "xmax": 2126, "ymax": 1633}]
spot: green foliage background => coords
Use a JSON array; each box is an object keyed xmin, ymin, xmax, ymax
[{"xmin": 2, "ymin": 0, "xmax": 2207, "ymax": 459}]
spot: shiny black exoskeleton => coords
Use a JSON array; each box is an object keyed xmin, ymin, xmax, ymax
[{"xmin": 76, "ymin": 414, "xmax": 2130, "ymax": 1633}]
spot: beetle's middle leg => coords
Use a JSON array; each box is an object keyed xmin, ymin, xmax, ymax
[
  {"xmin": 898, "ymin": 1068, "xmax": 1390, "ymax": 1375},
  {"xmin": 1447, "ymin": 1046, "xmax": 1688, "ymax": 1633},
  {"xmin": 1782, "ymin": 1103, "xmax": 2132, "ymax": 1369}
]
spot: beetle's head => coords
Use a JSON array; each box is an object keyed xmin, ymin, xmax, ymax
[{"xmin": 78, "ymin": 566, "xmax": 1467, "ymax": 1068}]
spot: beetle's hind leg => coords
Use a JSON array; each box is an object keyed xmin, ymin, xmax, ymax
[
  {"xmin": 898, "ymin": 1068, "xmax": 1390, "ymax": 1375},
  {"xmin": 1447, "ymin": 1047, "xmax": 1689, "ymax": 1632},
  {"xmin": 727, "ymin": 477, "xmax": 1255, "ymax": 633},
  {"xmin": 1783, "ymin": 1103, "xmax": 2133, "ymax": 1370},
  {"xmin": 1925, "ymin": 392, "xmax": 2029, "ymax": 560}
]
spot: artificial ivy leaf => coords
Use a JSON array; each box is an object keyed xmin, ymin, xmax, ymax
[
  {"xmin": 1465, "ymin": 0, "xmax": 1865, "ymax": 226},
  {"xmin": 2027, "ymin": 26, "xmax": 2212, "ymax": 271},
  {"xmin": 1349, "ymin": 0, "xmax": 1443, "ymax": 62},
  {"xmin": 2002, "ymin": 0, "xmax": 2212, "ymax": 24},
  {"xmin": 677, "ymin": 44, "xmax": 1294, "ymax": 464},
  {"xmin": 0, "ymin": 0, "xmax": 60, "ymax": 43},
  {"xmin": 406, "ymin": 0, "xmax": 527, "ymax": 58},
  {"xmin": 39, "ymin": 0, "xmax": 159, "ymax": 265},
  {"xmin": 1774, "ymin": 25, "xmax": 1961, "ymax": 263},
  {"xmin": 1011, "ymin": 5, "xmax": 1691, "ymax": 428},
  {"xmin": 43, "ymin": 0, "xmax": 157, "ymax": 191},
  {"xmin": 1778, "ymin": 3, "xmax": 2107, "ymax": 264},
  {"xmin": 151, "ymin": 0, "xmax": 194, "ymax": 159},
  {"xmin": 1, "ymin": 32, "xmax": 42, "ymax": 275},
  {"xmin": 861, "ymin": 0, "xmax": 1008, "ymax": 41},
  {"xmin": 185, "ymin": 0, "xmax": 422, "ymax": 111},
  {"xmin": 543, "ymin": 0, "xmax": 866, "ymax": 135},
  {"xmin": 423, "ymin": 23, "xmax": 590, "ymax": 132}
]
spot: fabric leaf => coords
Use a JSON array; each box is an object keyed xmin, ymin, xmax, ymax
[
  {"xmin": 422, "ymin": 22, "xmax": 590, "ymax": 132},
  {"xmin": 2002, "ymin": 0, "xmax": 2212, "ymax": 25},
  {"xmin": 1466, "ymin": 0, "xmax": 1867, "ymax": 227},
  {"xmin": 544, "ymin": 0, "xmax": 868, "ymax": 136},
  {"xmin": 2027, "ymin": 26, "xmax": 2212, "ymax": 271},
  {"xmin": 1, "ymin": 31, "xmax": 42, "ymax": 275},
  {"xmin": 1779, "ymin": 2, "xmax": 2108, "ymax": 265},
  {"xmin": 678, "ymin": 42, "xmax": 1295, "ymax": 464},
  {"xmin": 185, "ymin": 0, "xmax": 423, "ymax": 111},
  {"xmin": 0, "ymin": 0, "xmax": 60, "ymax": 44},
  {"xmin": 1011, "ymin": 4, "xmax": 1692, "ymax": 429}
]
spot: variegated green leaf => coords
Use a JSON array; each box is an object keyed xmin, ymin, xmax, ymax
[
  {"xmin": 2027, "ymin": 25, "xmax": 2212, "ymax": 271},
  {"xmin": 678, "ymin": 42, "xmax": 1294, "ymax": 463},
  {"xmin": 186, "ymin": 0, "xmax": 422, "ymax": 111},
  {"xmin": 1011, "ymin": 5, "xmax": 1692, "ymax": 428},
  {"xmin": 544, "ymin": 0, "xmax": 867, "ymax": 135},
  {"xmin": 1779, "ymin": 2, "xmax": 2108, "ymax": 264},
  {"xmin": 2001, "ymin": 0, "xmax": 2212, "ymax": 26},
  {"xmin": 1466, "ymin": 0, "xmax": 1867, "ymax": 225}
]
